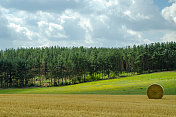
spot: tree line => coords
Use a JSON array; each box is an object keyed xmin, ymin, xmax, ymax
[{"xmin": 0, "ymin": 42, "xmax": 176, "ymax": 88}]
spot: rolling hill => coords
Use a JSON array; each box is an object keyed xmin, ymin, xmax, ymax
[{"xmin": 0, "ymin": 71, "xmax": 175, "ymax": 95}]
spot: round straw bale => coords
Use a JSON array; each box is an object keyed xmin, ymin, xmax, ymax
[{"xmin": 147, "ymin": 84, "xmax": 164, "ymax": 99}]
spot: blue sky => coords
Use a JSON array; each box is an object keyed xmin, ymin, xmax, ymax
[
  {"xmin": 154, "ymin": 0, "xmax": 172, "ymax": 10},
  {"xmin": 0, "ymin": 0, "xmax": 176, "ymax": 50}
]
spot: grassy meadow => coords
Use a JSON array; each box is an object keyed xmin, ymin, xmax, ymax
[
  {"xmin": 0, "ymin": 71, "xmax": 175, "ymax": 94},
  {"xmin": 0, "ymin": 94, "xmax": 175, "ymax": 117}
]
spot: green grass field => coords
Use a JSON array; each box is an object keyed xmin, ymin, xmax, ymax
[{"xmin": 0, "ymin": 71, "xmax": 176, "ymax": 94}]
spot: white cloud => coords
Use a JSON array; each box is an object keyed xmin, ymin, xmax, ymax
[
  {"xmin": 0, "ymin": 0, "xmax": 176, "ymax": 49},
  {"xmin": 59, "ymin": 9, "xmax": 79, "ymax": 24},
  {"xmin": 123, "ymin": 10, "xmax": 150, "ymax": 20},
  {"xmin": 79, "ymin": 18, "xmax": 93, "ymax": 32},
  {"xmin": 49, "ymin": 23, "xmax": 63, "ymax": 31},
  {"xmin": 161, "ymin": 31, "xmax": 176, "ymax": 42},
  {"xmin": 121, "ymin": 25, "xmax": 151, "ymax": 45},
  {"xmin": 162, "ymin": 3, "xmax": 176, "ymax": 24}
]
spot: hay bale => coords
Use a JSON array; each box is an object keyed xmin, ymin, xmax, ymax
[{"xmin": 147, "ymin": 84, "xmax": 164, "ymax": 99}]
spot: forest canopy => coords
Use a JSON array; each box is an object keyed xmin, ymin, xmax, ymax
[{"xmin": 0, "ymin": 42, "xmax": 176, "ymax": 88}]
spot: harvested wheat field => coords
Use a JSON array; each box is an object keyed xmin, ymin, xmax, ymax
[{"xmin": 0, "ymin": 94, "xmax": 175, "ymax": 117}]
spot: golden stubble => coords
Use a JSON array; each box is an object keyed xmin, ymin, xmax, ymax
[{"xmin": 0, "ymin": 94, "xmax": 175, "ymax": 117}]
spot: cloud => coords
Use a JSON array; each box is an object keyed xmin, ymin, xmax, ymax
[
  {"xmin": 168, "ymin": 0, "xmax": 176, "ymax": 3},
  {"xmin": 0, "ymin": 0, "xmax": 176, "ymax": 49},
  {"xmin": 162, "ymin": 3, "xmax": 176, "ymax": 24},
  {"xmin": 161, "ymin": 31, "xmax": 176, "ymax": 42},
  {"xmin": 0, "ymin": 8, "xmax": 17, "ymax": 49},
  {"xmin": 160, "ymin": 2, "xmax": 176, "ymax": 42},
  {"xmin": 121, "ymin": 25, "xmax": 151, "ymax": 45}
]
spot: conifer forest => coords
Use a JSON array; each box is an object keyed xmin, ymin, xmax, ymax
[{"xmin": 0, "ymin": 42, "xmax": 176, "ymax": 88}]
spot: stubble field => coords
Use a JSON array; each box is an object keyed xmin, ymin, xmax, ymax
[{"xmin": 0, "ymin": 94, "xmax": 175, "ymax": 117}]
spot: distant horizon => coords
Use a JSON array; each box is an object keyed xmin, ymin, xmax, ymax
[
  {"xmin": 0, "ymin": 42, "xmax": 153, "ymax": 51},
  {"xmin": 1, "ymin": 41, "xmax": 176, "ymax": 51}
]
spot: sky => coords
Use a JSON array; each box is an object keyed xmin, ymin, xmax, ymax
[{"xmin": 0, "ymin": 0, "xmax": 176, "ymax": 50}]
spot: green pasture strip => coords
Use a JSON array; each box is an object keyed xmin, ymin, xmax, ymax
[{"xmin": 0, "ymin": 71, "xmax": 175, "ymax": 95}]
